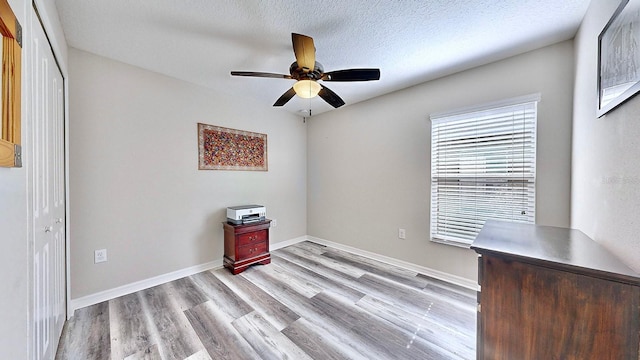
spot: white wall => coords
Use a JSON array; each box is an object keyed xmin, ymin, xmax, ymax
[
  {"xmin": 308, "ymin": 40, "xmax": 575, "ymax": 282},
  {"xmin": 68, "ymin": 49, "xmax": 307, "ymax": 299},
  {"xmin": 572, "ymin": 1, "xmax": 640, "ymax": 272},
  {"xmin": 0, "ymin": 116, "xmax": 28, "ymax": 360},
  {"xmin": 0, "ymin": 179, "xmax": 28, "ymax": 359}
]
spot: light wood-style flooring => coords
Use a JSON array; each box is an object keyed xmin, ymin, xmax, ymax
[{"xmin": 56, "ymin": 241, "xmax": 476, "ymax": 359}]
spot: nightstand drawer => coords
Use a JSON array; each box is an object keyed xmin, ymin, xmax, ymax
[
  {"xmin": 237, "ymin": 242, "xmax": 268, "ymax": 259},
  {"xmin": 237, "ymin": 230, "xmax": 267, "ymax": 247}
]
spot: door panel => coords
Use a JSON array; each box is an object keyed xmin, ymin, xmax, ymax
[{"xmin": 30, "ymin": 6, "xmax": 65, "ymax": 360}]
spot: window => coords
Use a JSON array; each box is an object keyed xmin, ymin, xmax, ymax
[{"xmin": 430, "ymin": 94, "xmax": 538, "ymax": 247}]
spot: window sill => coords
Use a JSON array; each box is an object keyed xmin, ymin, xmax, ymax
[{"xmin": 430, "ymin": 237, "xmax": 473, "ymax": 249}]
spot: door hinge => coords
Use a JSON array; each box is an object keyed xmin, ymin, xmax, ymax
[
  {"xmin": 14, "ymin": 144, "xmax": 21, "ymax": 167},
  {"xmin": 15, "ymin": 18, "xmax": 22, "ymax": 47}
]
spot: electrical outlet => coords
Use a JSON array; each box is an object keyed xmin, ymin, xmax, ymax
[
  {"xmin": 398, "ymin": 228, "xmax": 406, "ymax": 239},
  {"xmin": 271, "ymin": 219, "xmax": 277, "ymax": 227},
  {"xmin": 94, "ymin": 249, "xmax": 107, "ymax": 263}
]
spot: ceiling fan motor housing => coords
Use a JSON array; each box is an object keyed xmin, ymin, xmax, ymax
[{"xmin": 290, "ymin": 61, "xmax": 324, "ymax": 80}]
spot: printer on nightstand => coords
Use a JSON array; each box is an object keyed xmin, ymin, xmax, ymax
[{"xmin": 226, "ymin": 205, "xmax": 266, "ymax": 224}]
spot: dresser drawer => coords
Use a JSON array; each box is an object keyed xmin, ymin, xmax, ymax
[
  {"xmin": 237, "ymin": 242, "xmax": 268, "ymax": 259},
  {"xmin": 237, "ymin": 230, "xmax": 267, "ymax": 247}
]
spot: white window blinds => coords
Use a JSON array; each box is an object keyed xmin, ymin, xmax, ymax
[{"xmin": 430, "ymin": 95, "xmax": 538, "ymax": 246}]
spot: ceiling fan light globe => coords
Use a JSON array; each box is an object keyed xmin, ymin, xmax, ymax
[{"xmin": 293, "ymin": 80, "xmax": 321, "ymax": 99}]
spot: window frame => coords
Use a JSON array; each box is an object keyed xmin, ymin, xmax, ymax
[
  {"xmin": 429, "ymin": 94, "xmax": 540, "ymax": 247},
  {"xmin": 0, "ymin": 0, "xmax": 22, "ymax": 168}
]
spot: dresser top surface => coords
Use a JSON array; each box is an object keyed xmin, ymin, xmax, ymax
[{"xmin": 471, "ymin": 220, "xmax": 640, "ymax": 284}]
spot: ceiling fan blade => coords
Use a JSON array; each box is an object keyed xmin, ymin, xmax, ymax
[
  {"xmin": 292, "ymin": 33, "xmax": 316, "ymax": 71},
  {"xmin": 318, "ymin": 85, "xmax": 345, "ymax": 108},
  {"xmin": 321, "ymin": 69, "xmax": 380, "ymax": 82},
  {"xmin": 273, "ymin": 87, "xmax": 297, "ymax": 107},
  {"xmin": 231, "ymin": 71, "xmax": 292, "ymax": 79}
]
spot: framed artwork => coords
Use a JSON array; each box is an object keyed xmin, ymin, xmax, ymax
[
  {"xmin": 598, "ymin": 0, "xmax": 640, "ymax": 117},
  {"xmin": 198, "ymin": 123, "xmax": 267, "ymax": 171}
]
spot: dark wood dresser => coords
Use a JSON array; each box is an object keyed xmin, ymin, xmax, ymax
[
  {"xmin": 471, "ymin": 220, "xmax": 640, "ymax": 360},
  {"xmin": 223, "ymin": 219, "xmax": 271, "ymax": 274}
]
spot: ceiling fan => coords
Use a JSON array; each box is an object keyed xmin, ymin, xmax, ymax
[{"xmin": 231, "ymin": 33, "xmax": 380, "ymax": 109}]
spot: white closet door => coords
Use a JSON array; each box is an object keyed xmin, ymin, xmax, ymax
[{"xmin": 30, "ymin": 5, "xmax": 66, "ymax": 360}]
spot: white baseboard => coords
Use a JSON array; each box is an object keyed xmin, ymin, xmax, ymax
[
  {"xmin": 270, "ymin": 235, "xmax": 307, "ymax": 250},
  {"xmin": 69, "ymin": 236, "xmax": 308, "ymax": 315},
  {"xmin": 69, "ymin": 259, "xmax": 223, "ymax": 316},
  {"xmin": 69, "ymin": 234, "xmax": 475, "ymax": 315},
  {"xmin": 306, "ymin": 236, "xmax": 478, "ymax": 290}
]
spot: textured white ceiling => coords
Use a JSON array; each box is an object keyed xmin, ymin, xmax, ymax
[{"xmin": 54, "ymin": 0, "xmax": 590, "ymax": 116}]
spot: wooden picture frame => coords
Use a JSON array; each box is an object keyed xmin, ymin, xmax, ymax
[
  {"xmin": 597, "ymin": 0, "xmax": 640, "ymax": 117},
  {"xmin": 198, "ymin": 123, "xmax": 267, "ymax": 171},
  {"xmin": 0, "ymin": 0, "xmax": 22, "ymax": 167}
]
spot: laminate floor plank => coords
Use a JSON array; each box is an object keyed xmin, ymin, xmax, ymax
[
  {"xmin": 123, "ymin": 344, "xmax": 161, "ymax": 360},
  {"xmin": 275, "ymin": 246, "xmax": 471, "ymax": 330},
  {"xmin": 277, "ymin": 254, "xmax": 474, "ymax": 339},
  {"xmin": 274, "ymin": 247, "xmax": 368, "ymax": 287},
  {"xmin": 56, "ymin": 301, "xmax": 111, "ymax": 360},
  {"xmin": 291, "ymin": 241, "xmax": 328, "ymax": 255},
  {"xmin": 213, "ymin": 269, "xmax": 300, "ymax": 331},
  {"xmin": 423, "ymin": 282, "xmax": 477, "ymax": 312},
  {"xmin": 231, "ymin": 311, "xmax": 313, "ymax": 360},
  {"xmin": 57, "ymin": 241, "xmax": 476, "ymax": 360},
  {"xmin": 184, "ymin": 300, "xmax": 261, "ymax": 360},
  {"xmin": 139, "ymin": 285, "xmax": 206, "ymax": 360},
  {"xmin": 240, "ymin": 266, "xmax": 319, "ymax": 317},
  {"xmin": 282, "ymin": 317, "xmax": 370, "ymax": 360},
  {"xmin": 356, "ymin": 295, "xmax": 475, "ymax": 359},
  {"xmin": 271, "ymin": 254, "xmax": 366, "ymax": 303},
  {"xmin": 183, "ymin": 350, "xmax": 212, "ymax": 360},
  {"xmin": 109, "ymin": 292, "xmax": 156, "ymax": 359},
  {"xmin": 190, "ymin": 271, "xmax": 253, "ymax": 320},
  {"xmin": 418, "ymin": 273, "xmax": 477, "ymax": 296},
  {"xmin": 251, "ymin": 263, "xmax": 462, "ymax": 360},
  {"xmin": 357, "ymin": 273, "xmax": 476, "ymax": 334},
  {"xmin": 279, "ymin": 246, "xmax": 367, "ymax": 278},
  {"xmin": 244, "ymin": 260, "xmax": 372, "ymax": 359},
  {"xmin": 321, "ymin": 249, "xmax": 430, "ymax": 289},
  {"xmin": 320, "ymin": 245, "xmax": 426, "ymax": 279},
  {"xmin": 165, "ymin": 277, "xmax": 209, "ymax": 311},
  {"xmin": 258, "ymin": 261, "xmax": 324, "ymax": 298},
  {"xmin": 240, "ymin": 268, "xmax": 381, "ymax": 357},
  {"xmin": 310, "ymin": 290, "xmax": 458, "ymax": 360},
  {"xmin": 277, "ymin": 248, "xmax": 448, "ymax": 320}
]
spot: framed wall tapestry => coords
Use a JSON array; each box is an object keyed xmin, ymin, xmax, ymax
[
  {"xmin": 597, "ymin": 0, "xmax": 640, "ymax": 117},
  {"xmin": 198, "ymin": 123, "xmax": 268, "ymax": 171}
]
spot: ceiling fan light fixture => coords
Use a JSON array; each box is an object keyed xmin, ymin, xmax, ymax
[
  {"xmin": 293, "ymin": 80, "xmax": 321, "ymax": 99},
  {"xmin": 230, "ymin": 33, "xmax": 379, "ymax": 108}
]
